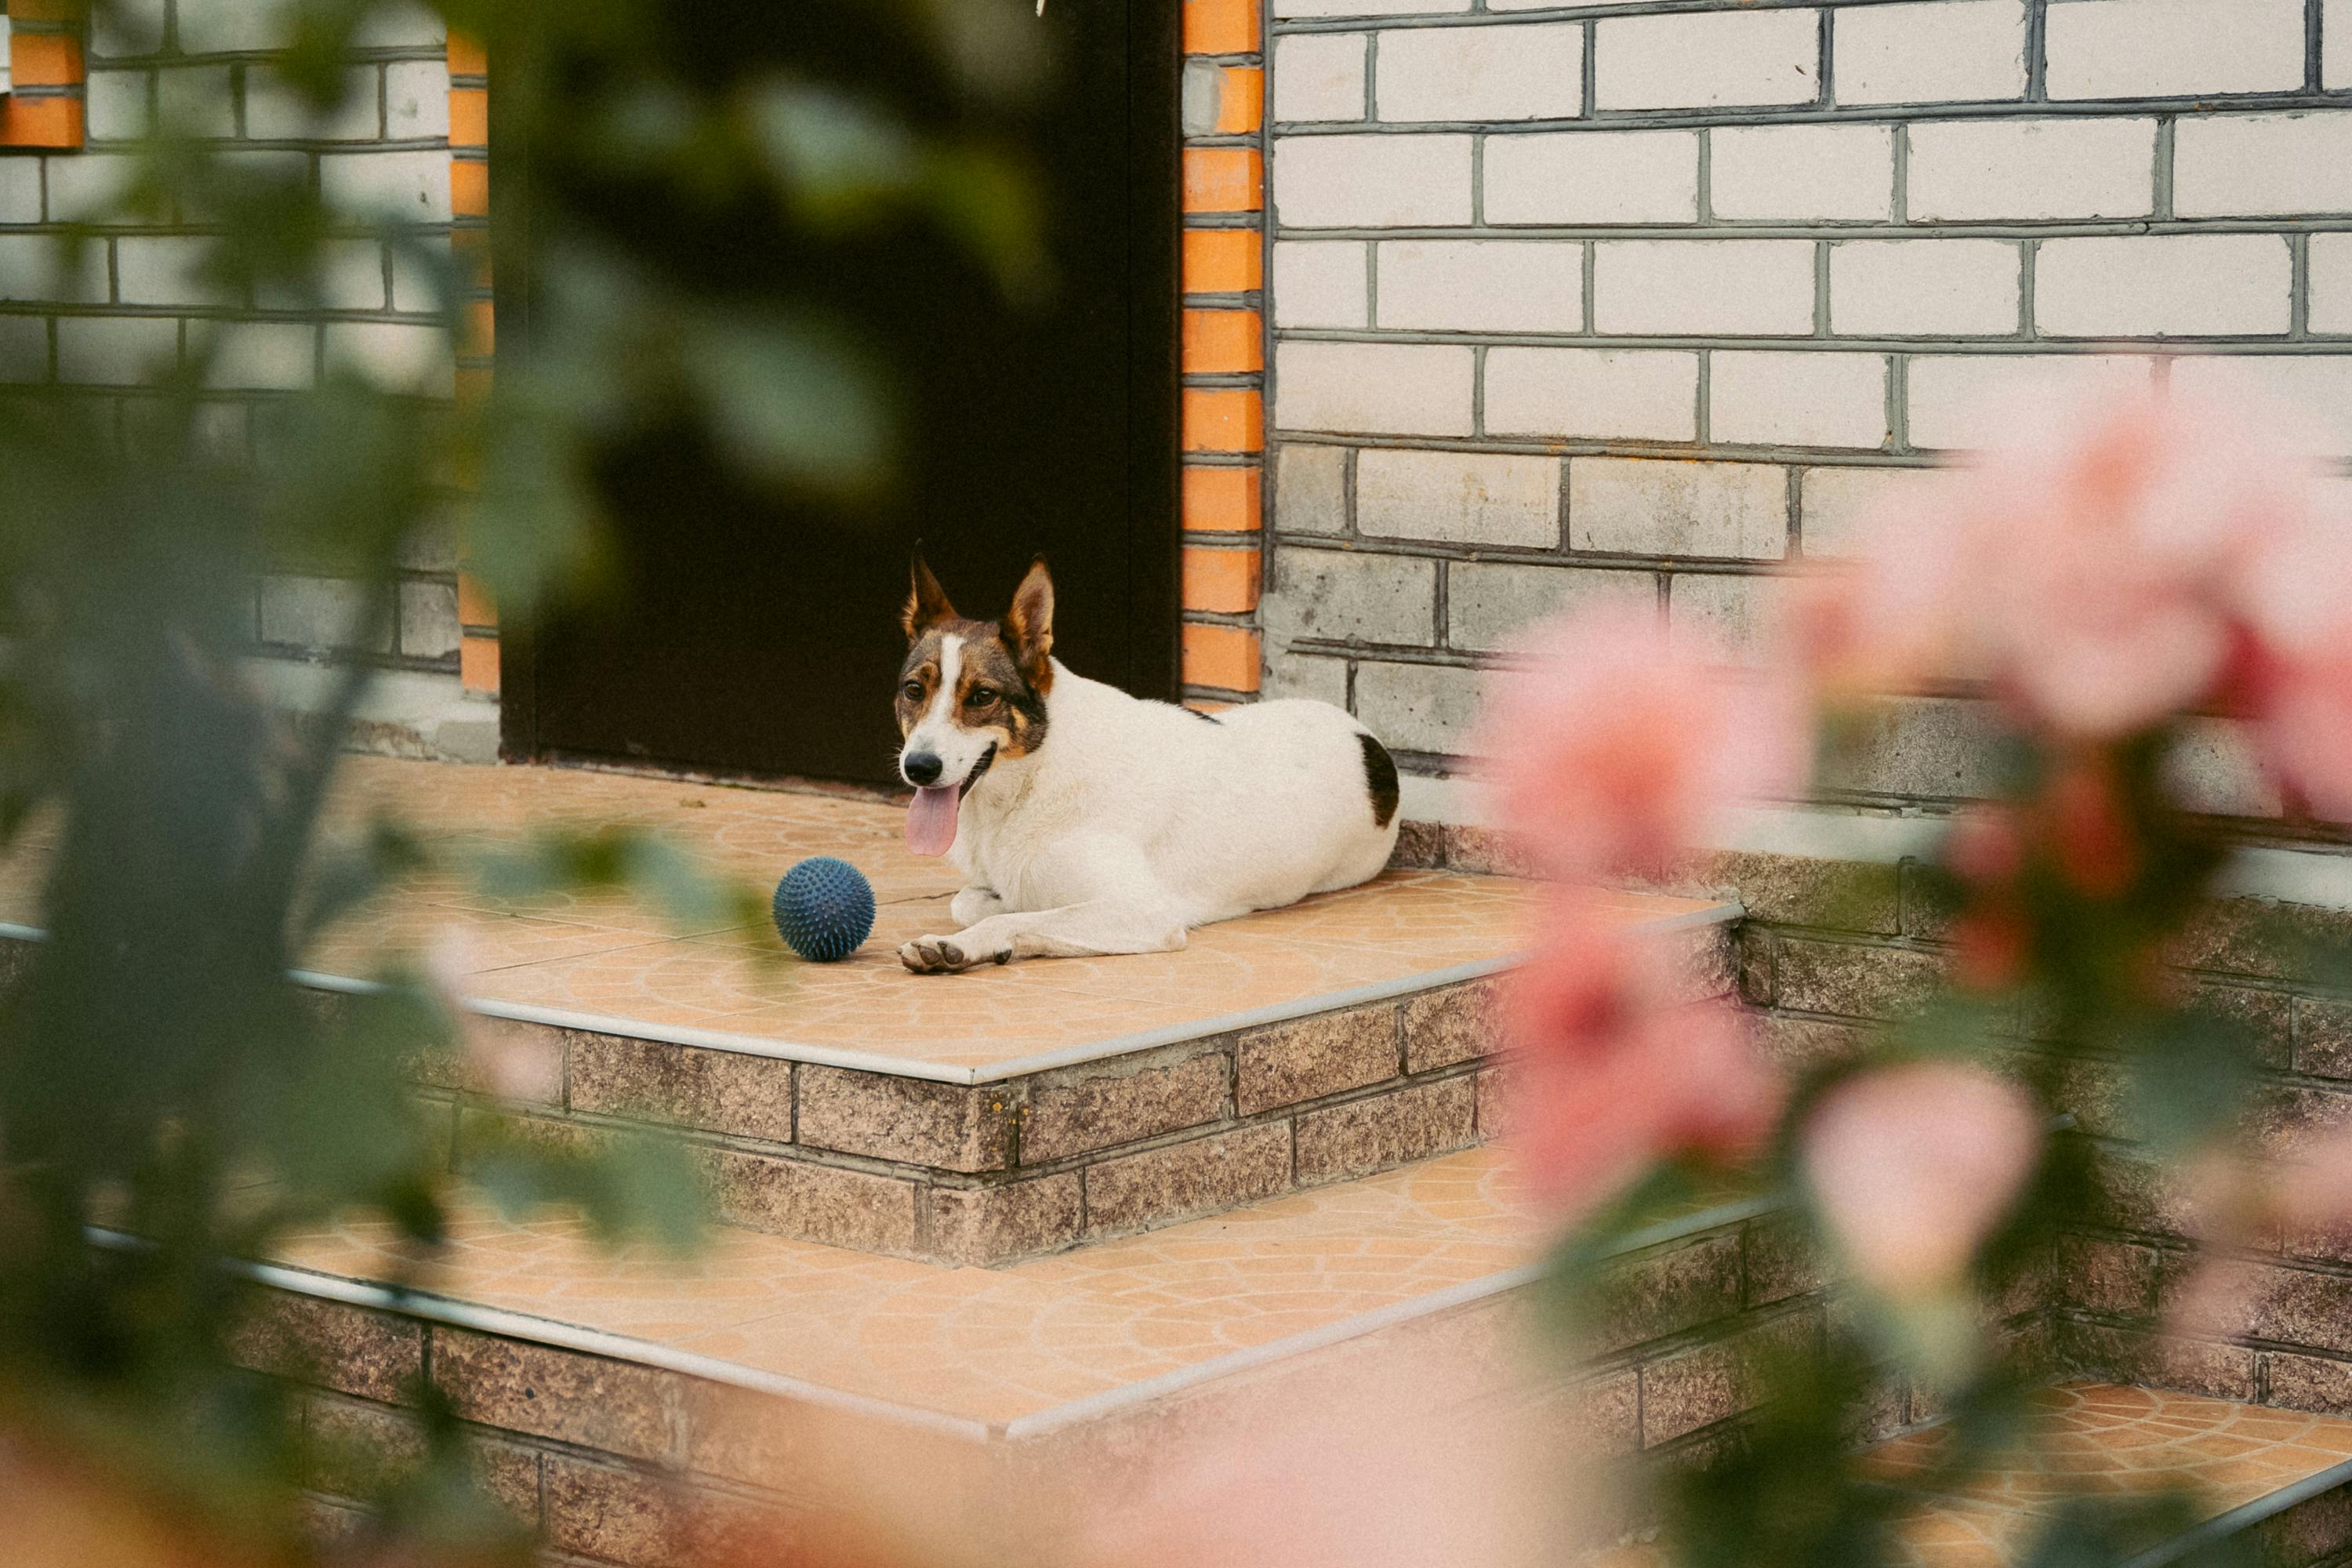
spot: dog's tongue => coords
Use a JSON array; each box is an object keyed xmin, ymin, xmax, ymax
[{"xmin": 906, "ymin": 784, "xmax": 961, "ymax": 856}]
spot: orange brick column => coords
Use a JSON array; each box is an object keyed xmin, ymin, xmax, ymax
[
  {"xmin": 0, "ymin": 0, "xmax": 88, "ymax": 148},
  {"xmin": 447, "ymin": 32, "xmax": 498, "ymax": 698},
  {"xmin": 1178, "ymin": 0, "xmax": 1265, "ymax": 708}
]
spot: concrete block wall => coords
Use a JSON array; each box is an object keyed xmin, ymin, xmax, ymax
[
  {"xmin": 0, "ymin": 0, "xmax": 471, "ymax": 716},
  {"xmin": 1261, "ymin": 0, "xmax": 2352, "ymax": 808}
]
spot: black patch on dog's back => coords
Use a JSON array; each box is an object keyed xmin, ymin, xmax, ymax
[{"xmin": 1357, "ymin": 732, "xmax": 1399, "ymax": 829}]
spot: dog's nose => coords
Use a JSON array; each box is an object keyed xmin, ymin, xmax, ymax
[{"xmin": 903, "ymin": 751, "xmax": 944, "ymax": 786}]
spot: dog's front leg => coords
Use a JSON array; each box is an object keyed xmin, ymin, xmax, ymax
[
  {"xmin": 949, "ymin": 885, "xmax": 1005, "ymax": 926},
  {"xmin": 898, "ymin": 898, "xmax": 1188, "ymax": 974}
]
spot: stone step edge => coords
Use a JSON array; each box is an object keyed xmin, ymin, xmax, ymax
[
  {"xmin": 2, "ymin": 901, "xmax": 1744, "ymax": 1089},
  {"xmin": 311, "ymin": 952, "xmax": 1524, "ymax": 1088},
  {"xmin": 1854, "ymin": 1406, "xmax": 2352, "ymax": 1568},
  {"xmin": 2122, "ymin": 1455, "xmax": 2352, "ymax": 1568},
  {"xmin": 196, "ymin": 1183, "xmax": 1780, "ymax": 1449}
]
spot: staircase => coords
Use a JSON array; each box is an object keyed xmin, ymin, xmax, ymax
[{"xmin": 16, "ymin": 757, "xmax": 2352, "ymax": 1565}]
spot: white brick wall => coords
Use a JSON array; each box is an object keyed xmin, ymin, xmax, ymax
[
  {"xmin": 1834, "ymin": 1, "xmax": 2027, "ymax": 107},
  {"xmin": 2172, "ymin": 114, "xmax": 2352, "ymax": 220},
  {"xmin": 1450, "ymin": 562, "xmax": 1655, "ymax": 652},
  {"xmin": 1485, "ymin": 347, "xmax": 1698, "ymax": 442},
  {"xmin": 1907, "ymin": 354, "xmax": 2156, "ymax": 449},
  {"xmin": 1709, "ymin": 124, "xmax": 1893, "ymax": 223},
  {"xmin": 245, "ymin": 66, "xmax": 379, "ymax": 141},
  {"xmin": 1668, "ymin": 572, "xmax": 1792, "ymax": 662},
  {"xmin": 1271, "ymin": 241, "xmax": 1367, "ymax": 328},
  {"xmin": 1709, "ymin": 351, "xmax": 1889, "ymax": 450},
  {"xmin": 2043, "ymin": 0, "xmax": 2304, "ymax": 100},
  {"xmin": 201, "ymin": 321, "xmax": 318, "ymax": 390},
  {"xmin": 1353, "ymin": 661, "xmax": 1481, "ymax": 754},
  {"xmin": 326, "ymin": 321, "xmax": 456, "ymax": 395},
  {"xmin": 1374, "ymin": 23, "xmax": 1583, "ymax": 123},
  {"xmin": 2166, "ymin": 356, "xmax": 2352, "ymax": 457},
  {"xmin": 1272, "ymin": 34, "xmax": 1367, "ymax": 124},
  {"xmin": 0, "ymin": 162, "xmax": 41, "ymax": 226},
  {"xmin": 1375, "ymin": 240, "xmax": 1580, "ymax": 332},
  {"xmin": 1830, "ymin": 240, "xmax": 2021, "ymax": 337},
  {"xmin": 1905, "ymin": 118, "xmax": 2157, "ymax": 222},
  {"xmin": 0, "ymin": 4, "xmax": 466, "ymax": 691},
  {"xmin": 1594, "ymin": 10, "xmax": 1820, "ymax": 112},
  {"xmin": 117, "ymin": 235, "xmax": 235, "ymax": 307},
  {"xmin": 1271, "ymin": 135, "xmax": 1472, "ymax": 228},
  {"xmin": 2311, "ymin": 235, "xmax": 2352, "ymax": 336},
  {"xmin": 57, "ymin": 316, "xmax": 178, "ymax": 385},
  {"xmin": 1265, "ymin": 548, "xmax": 1436, "ymax": 645},
  {"xmin": 1355, "ymin": 448, "xmax": 1560, "ymax": 547},
  {"xmin": 1263, "ymin": 0, "xmax": 2352, "ymax": 788},
  {"xmin": 2034, "ymin": 235, "xmax": 2292, "ymax": 339},
  {"xmin": 1569, "ymin": 458, "xmax": 1788, "ymax": 559},
  {"xmin": 1593, "ymin": 241, "xmax": 1817, "ymax": 337},
  {"xmin": 320, "ymin": 150, "xmax": 453, "ymax": 223},
  {"xmin": 1483, "ymin": 131, "xmax": 1698, "ymax": 225},
  {"xmin": 1800, "ymin": 465, "xmax": 1967, "ymax": 557},
  {"xmin": 1274, "ymin": 342, "xmax": 1476, "ymax": 437}
]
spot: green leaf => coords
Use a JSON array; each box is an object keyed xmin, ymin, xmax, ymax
[{"xmin": 681, "ymin": 313, "xmax": 891, "ymax": 497}]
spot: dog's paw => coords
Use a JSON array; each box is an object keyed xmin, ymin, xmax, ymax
[{"xmin": 898, "ymin": 935, "xmax": 1014, "ymax": 974}]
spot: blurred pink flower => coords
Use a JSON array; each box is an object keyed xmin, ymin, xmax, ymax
[
  {"xmin": 1802, "ymin": 391, "xmax": 2333, "ymax": 745},
  {"xmin": 1501, "ymin": 892, "xmax": 1782, "ymax": 1221},
  {"xmin": 1799, "ymin": 1061, "xmax": 2042, "ymax": 1301},
  {"xmin": 1478, "ymin": 605, "xmax": 1810, "ymax": 880}
]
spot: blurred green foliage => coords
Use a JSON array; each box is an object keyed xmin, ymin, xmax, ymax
[{"xmin": 0, "ymin": 0, "xmax": 1048, "ymax": 1556}]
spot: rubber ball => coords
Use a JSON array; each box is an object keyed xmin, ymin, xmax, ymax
[{"xmin": 771, "ymin": 856, "xmax": 876, "ymax": 963}]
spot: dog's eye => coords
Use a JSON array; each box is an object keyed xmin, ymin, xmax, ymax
[
  {"xmin": 901, "ymin": 681, "xmax": 924, "ymax": 702},
  {"xmin": 965, "ymin": 686, "xmax": 997, "ymax": 707}
]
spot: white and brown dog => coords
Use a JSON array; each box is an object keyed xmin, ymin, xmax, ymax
[{"xmin": 891, "ymin": 552, "xmax": 1403, "ymax": 973}]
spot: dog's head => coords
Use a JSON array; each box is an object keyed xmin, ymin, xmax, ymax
[{"xmin": 894, "ymin": 549, "xmax": 1054, "ymax": 817}]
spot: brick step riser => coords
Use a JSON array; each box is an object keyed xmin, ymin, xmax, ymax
[{"xmin": 407, "ymin": 922, "xmax": 1730, "ymax": 1265}]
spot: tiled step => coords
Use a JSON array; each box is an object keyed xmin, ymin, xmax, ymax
[
  {"xmin": 0, "ymin": 757, "xmax": 1739, "ymax": 1265},
  {"xmin": 244, "ymin": 1146, "xmax": 1871, "ymax": 1565},
  {"xmin": 1593, "ymin": 1384, "xmax": 2352, "ymax": 1568},
  {"xmin": 245, "ymin": 1147, "xmax": 1554, "ymax": 1562},
  {"xmin": 1865, "ymin": 1383, "xmax": 2352, "ymax": 1567}
]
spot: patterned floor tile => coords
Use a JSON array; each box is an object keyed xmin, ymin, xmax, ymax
[{"xmin": 271, "ymin": 1145, "xmax": 1541, "ymax": 1427}]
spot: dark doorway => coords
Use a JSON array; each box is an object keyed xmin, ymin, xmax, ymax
[{"xmin": 496, "ymin": 1, "xmax": 1180, "ymax": 786}]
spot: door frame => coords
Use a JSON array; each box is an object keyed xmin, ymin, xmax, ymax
[{"xmin": 488, "ymin": 2, "xmax": 1182, "ymax": 773}]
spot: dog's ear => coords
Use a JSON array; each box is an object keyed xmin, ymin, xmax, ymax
[
  {"xmin": 1004, "ymin": 557, "xmax": 1054, "ymax": 690},
  {"xmin": 902, "ymin": 546, "xmax": 957, "ymax": 642}
]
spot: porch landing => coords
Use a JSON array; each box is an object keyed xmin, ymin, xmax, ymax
[
  {"xmin": 1, "ymin": 757, "xmax": 1740, "ymax": 1264},
  {"xmin": 288, "ymin": 757, "xmax": 1729, "ymax": 1086}
]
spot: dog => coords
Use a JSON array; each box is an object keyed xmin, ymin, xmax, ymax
[{"xmin": 891, "ymin": 550, "xmax": 1403, "ymax": 973}]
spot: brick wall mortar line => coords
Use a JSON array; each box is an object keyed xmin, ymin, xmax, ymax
[
  {"xmin": 1272, "ymin": 219, "xmax": 2349, "ymax": 241},
  {"xmin": 2020, "ymin": 241, "xmax": 2038, "ymax": 343},
  {"xmin": 1267, "ymin": 93, "xmax": 2352, "ymax": 127},
  {"xmin": 2153, "ymin": 116, "xmax": 2176, "ymax": 223},
  {"xmin": 2294, "ymin": 232, "xmax": 2314, "ymax": 341},
  {"xmin": 1889, "ymin": 353, "xmax": 1911, "ymax": 454},
  {"xmin": 1693, "ymin": 345, "xmax": 1710, "ymax": 443},
  {"xmin": 1274, "ymin": 326, "xmax": 2327, "ymax": 354},
  {"xmin": 1272, "ymin": 0, "xmax": 2024, "ymax": 33},
  {"xmin": 2025, "ymin": 0, "xmax": 2049, "ymax": 103},
  {"xmin": 1261, "ymin": 431, "xmax": 2352, "ymax": 475},
  {"xmin": 1816, "ymin": 5, "xmax": 1834, "ymax": 111}
]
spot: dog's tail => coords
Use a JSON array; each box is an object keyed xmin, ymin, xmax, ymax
[{"xmin": 1356, "ymin": 731, "xmax": 1400, "ymax": 830}]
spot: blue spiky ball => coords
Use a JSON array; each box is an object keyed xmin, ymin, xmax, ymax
[{"xmin": 771, "ymin": 857, "xmax": 875, "ymax": 964}]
